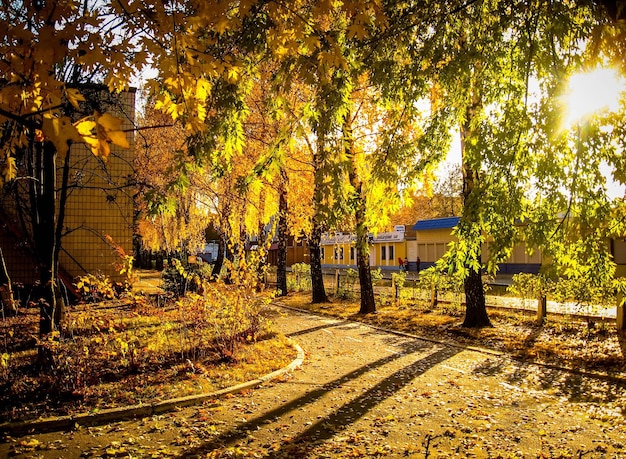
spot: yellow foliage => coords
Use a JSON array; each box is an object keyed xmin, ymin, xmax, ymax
[
  {"xmin": 2, "ymin": 156, "xmax": 16, "ymax": 182},
  {"xmin": 41, "ymin": 115, "xmax": 83, "ymax": 156},
  {"xmin": 75, "ymin": 120, "xmax": 96, "ymax": 136},
  {"xmin": 65, "ymin": 88, "xmax": 85, "ymax": 109}
]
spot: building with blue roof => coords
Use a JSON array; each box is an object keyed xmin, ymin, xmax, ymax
[
  {"xmin": 409, "ymin": 216, "xmax": 542, "ymax": 274},
  {"xmin": 412, "ymin": 217, "xmax": 460, "ymax": 231}
]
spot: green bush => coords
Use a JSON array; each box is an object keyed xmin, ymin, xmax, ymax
[{"xmin": 290, "ymin": 263, "xmax": 311, "ymax": 291}]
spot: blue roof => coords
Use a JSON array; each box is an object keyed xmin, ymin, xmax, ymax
[{"xmin": 412, "ymin": 217, "xmax": 460, "ymax": 231}]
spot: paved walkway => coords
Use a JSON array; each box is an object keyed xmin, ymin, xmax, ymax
[{"xmin": 5, "ymin": 306, "xmax": 624, "ymax": 457}]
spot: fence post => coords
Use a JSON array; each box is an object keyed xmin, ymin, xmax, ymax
[
  {"xmin": 617, "ymin": 293, "xmax": 625, "ymax": 332},
  {"xmin": 537, "ymin": 291, "xmax": 547, "ymax": 324},
  {"xmin": 335, "ymin": 269, "xmax": 340, "ymax": 295}
]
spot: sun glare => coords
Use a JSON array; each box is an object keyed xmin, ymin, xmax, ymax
[{"xmin": 563, "ymin": 67, "xmax": 625, "ymax": 125}]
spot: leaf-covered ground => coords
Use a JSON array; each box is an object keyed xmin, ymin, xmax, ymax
[
  {"xmin": 279, "ymin": 291, "xmax": 626, "ymax": 379},
  {"xmin": 0, "ymin": 299, "xmax": 294, "ymax": 424},
  {"xmin": 2, "ymin": 301, "xmax": 625, "ymax": 458}
]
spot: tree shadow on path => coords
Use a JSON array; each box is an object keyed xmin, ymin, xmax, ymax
[
  {"xmin": 180, "ymin": 336, "xmax": 458, "ymax": 458},
  {"xmin": 285, "ymin": 320, "xmax": 349, "ymax": 338}
]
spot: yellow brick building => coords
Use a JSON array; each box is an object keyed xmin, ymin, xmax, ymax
[
  {"xmin": 58, "ymin": 89, "xmax": 136, "ymax": 281},
  {"xmin": 0, "ymin": 88, "xmax": 135, "ymax": 286}
]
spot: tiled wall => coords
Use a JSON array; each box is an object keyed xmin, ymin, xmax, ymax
[{"xmin": 59, "ymin": 90, "xmax": 135, "ymax": 280}]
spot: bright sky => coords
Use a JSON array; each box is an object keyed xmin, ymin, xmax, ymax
[
  {"xmin": 565, "ymin": 67, "xmax": 626, "ymax": 198},
  {"xmin": 563, "ymin": 67, "xmax": 625, "ymax": 126},
  {"xmin": 438, "ymin": 68, "xmax": 626, "ymax": 198}
]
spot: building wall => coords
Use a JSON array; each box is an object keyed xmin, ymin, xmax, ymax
[
  {"xmin": 272, "ymin": 221, "xmax": 626, "ymax": 278},
  {"xmin": 409, "ymin": 227, "xmax": 457, "ymax": 269},
  {"xmin": 59, "ymin": 90, "xmax": 135, "ymax": 280},
  {"xmin": 287, "ymin": 239, "xmax": 309, "ymax": 266},
  {"xmin": 0, "ymin": 90, "xmax": 135, "ymax": 285},
  {"xmin": 319, "ymin": 231, "xmax": 409, "ymax": 270}
]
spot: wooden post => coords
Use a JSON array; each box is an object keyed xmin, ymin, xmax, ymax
[
  {"xmin": 537, "ymin": 292, "xmax": 547, "ymax": 324},
  {"xmin": 617, "ymin": 293, "xmax": 625, "ymax": 332},
  {"xmin": 395, "ymin": 276, "xmax": 399, "ymax": 299},
  {"xmin": 335, "ymin": 269, "xmax": 340, "ymax": 295}
]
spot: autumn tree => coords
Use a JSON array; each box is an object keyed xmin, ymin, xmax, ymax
[
  {"xmin": 387, "ymin": 165, "xmax": 463, "ymax": 229},
  {"xmin": 522, "ymin": 5, "xmax": 626, "ymax": 287},
  {"xmin": 400, "ymin": 0, "xmax": 625, "ymax": 327},
  {"xmin": 135, "ymin": 101, "xmax": 209, "ymax": 259}
]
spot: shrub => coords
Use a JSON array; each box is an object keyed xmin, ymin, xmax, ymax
[
  {"xmin": 335, "ymin": 268, "xmax": 357, "ymax": 299},
  {"xmin": 75, "ymin": 273, "xmax": 117, "ymax": 303},
  {"xmin": 291, "ymin": 263, "xmax": 311, "ymax": 291},
  {"xmin": 162, "ymin": 258, "xmax": 205, "ymax": 297},
  {"xmin": 416, "ymin": 268, "xmax": 464, "ymax": 309},
  {"xmin": 507, "ymin": 273, "xmax": 553, "ymax": 300},
  {"xmin": 172, "ymin": 251, "xmax": 275, "ymax": 361},
  {"xmin": 370, "ymin": 268, "xmax": 383, "ymax": 285}
]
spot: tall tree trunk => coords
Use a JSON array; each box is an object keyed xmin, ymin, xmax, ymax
[
  {"xmin": 53, "ymin": 146, "xmax": 72, "ymax": 326},
  {"xmin": 309, "ymin": 219, "xmax": 328, "ymax": 303},
  {"xmin": 462, "ymin": 266, "xmax": 490, "ymax": 327},
  {"xmin": 212, "ymin": 201, "xmax": 231, "ymax": 279},
  {"xmin": 355, "ymin": 222, "xmax": 375, "ymax": 314},
  {"xmin": 459, "ymin": 92, "xmax": 492, "ymax": 328},
  {"xmin": 276, "ymin": 171, "xmax": 288, "ymax": 296},
  {"xmin": 310, "ymin": 135, "xmax": 328, "ymax": 304},
  {"xmin": 35, "ymin": 141, "xmax": 58, "ymax": 338},
  {"xmin": 28, "ymin": 141, "xmax": 60, "ymax": 367},
  {"xmin": 212, "ymin": 231, "xmax": 226, "ymax": 279},
  {"xmin": 344, "ymin": 109, "xmax": 375, "ymax": 314}
]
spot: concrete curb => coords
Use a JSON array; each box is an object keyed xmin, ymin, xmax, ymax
[
  {"xmin": 275, "ymin": 302, "xmax": 626, "ymax": 385},
  {"xmin": 0, "ymin": 340, "xmax": 305, "ymax": 437}
]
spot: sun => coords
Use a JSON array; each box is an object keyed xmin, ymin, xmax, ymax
[{"xmin": 563, "ymin": 67, "xmax": 626, "ymax": 125}]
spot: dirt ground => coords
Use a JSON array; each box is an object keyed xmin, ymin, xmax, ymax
[{"xmin": 2, "ymin": 304, "xmax": 625, "ymax": 458}]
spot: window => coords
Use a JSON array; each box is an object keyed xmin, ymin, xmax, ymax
[
  {"xmin": 389, "ymin": 245, "xmax": 394, "ymax": 262},
  {"xmin": 340, "ymin": 247, "xmax": 344, "ymax": 260},
  {"xmin": 350, "ymin": 247, "xmax": 355, "ymax": 260},
  {"xmin": 320, "ymin": 247, "xmax": 325, "ymax": 259},
  {"xmin": 381, "ymin": 246, "xmax": 387, "ymax": 261}
]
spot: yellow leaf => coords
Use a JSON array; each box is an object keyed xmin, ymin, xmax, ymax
[
  {"xmin": 304, "ymin": 36, "xmax": 320, "ymax": 51},
  {"xmin": 226, "ymin": 66, "xmax": 240, "ymax": 83},
  {"xmin": 75, "ymin": 120, "xmax": 96, "ymax": 136},
  {"xmin": 196, "ymin": 78, "xmax": 211, "ymax": 101},
  {"xmin": 66, "ymin": 88, "xmax": 86, "ymax": 109},
  {"xmin": 83, "ymin": 136, "xmax": 100, "ymax": 155},
  {"xmin": 347, "ymin": 23, "xmax": 368, "ymax": 40},
  {"xmin": 215, "ymin": 17, "xmax": 230, "ymax": 34},
  {"xmin": 2, "ymin": 156, "xmax": 16, "ymax": 182},
  {"xmin": 20, "ymin": 438, "xmax": 40, "ymax": 448},
  {"xmin": 197, "ymin": 103, "xmax": 207, "ymax": 122},
  {"xmin": 98, "ymin": 140, "xmax": 111, "ymax": 159},
  {"xmin": 97, "ymin": 112, "xmax": 123, "ymax": 131},
  {"xmin": 108, "ymin": 130, "xmax": 130, "ymax": 149},
  {"xmin": 41, "ymin": 116, "xmax": 83, "ymax": 156}
]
